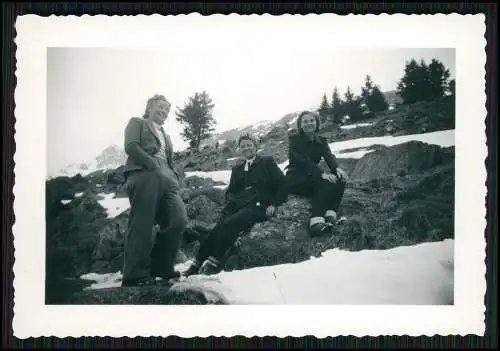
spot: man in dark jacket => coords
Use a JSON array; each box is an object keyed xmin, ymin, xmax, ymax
[{"xmin": 183, "ymin": 133, "xmax": 288, "ymax": 276}]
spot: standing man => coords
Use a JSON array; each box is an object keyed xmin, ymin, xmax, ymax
[{"xmin": 121, "ymin": 94, "xmax": 188, "ymax": 287}]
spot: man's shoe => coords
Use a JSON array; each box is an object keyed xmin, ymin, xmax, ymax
[
  {"xmin": 153, "ymin": 271, "xmax": 181, "ymax": 284},
  {"xmin": 183, "ymin": 260, "xmax": 201, "ymax": 277},
  {"xmin": 199, "ymin": 257, "xmax": 221, "ymax": 276},
  {"xmin": 309, "ymin": 222, "xmax": 333, "ymax": 237},
  {"xmin": 335, "ymin": 216, "xmax": 347, "ymax": 225},
  {"xmin": 324, "ymin": 210, "xmax": 338, "ymax": 225},
  {"xmin": 121, "ymin": 276, "xmax": 157, "ymax": 287}
]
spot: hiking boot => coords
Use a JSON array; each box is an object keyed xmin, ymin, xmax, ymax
[
  {"xmin": 154, "ymin": 271, "xmax": 181, "ymax": 283},
  {"xmin": 335, "ymin": 216, "xmax": 347, "ymax": 225},
  {"xmin": 199, "ymin": 257, "xmax": 221, "ymax": 276},
  {"xmin": 182, "ymin": 260, "xmax": 201, "ymax": 277},
  {"xmin": 325, "ymin": 211, "xmax": 347, "ymax": 225},
  {"xmin": 309, "ymin": 222, "xmax": 333, "ymax": 237},
  {"xmin": 325, "ymin": 216, "xmax": 337, "ymax": 225},
  {"xmin": 121, "ymin": 276, "xmax": 157, "ymax": 287}
]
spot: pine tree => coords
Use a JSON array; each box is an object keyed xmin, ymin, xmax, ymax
[
  {"xmin": 397, "ymin": 58, "xmax": 452, "ymax": 104},
  {"xmin": 397, "ymin": 59, "xmax": 422, "ymax": 104},
  {"xmin": 447, "ymin": 79, "xmax": 456, "ymax": 96},
  {"xmin": 344, "ymin": 86, "xmax": 355, "ymax": 104},
  {"xmin": 428, "ymin": 58, "xmax": 451, "ymax": 99},
  {"xmin": 317, "ymin": 93, "xmax": 330, "ymax": 123},
  {"xmin": 343, "ymin": 86, "xmax": 363, "ymax": 122},
  {"xmin": 330, "ymin": 87, "xmax": 344, "ymax": 124},
  {"xmin": 360, "ymin": 75, "xmax": 388, "ymax": 114},
  {"xmin": 368, "ymin": 86, "xmax": 389, "ymax": 112},
  {"xmin": 361, "ymin": 75, "xmax": 374, "ymax": 103},
  {"xmin": 175, "ymin": 90, "xmax": 217, "ymax": 151}
]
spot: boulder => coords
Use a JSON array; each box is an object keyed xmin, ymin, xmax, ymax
[
  {"xmin": 185, "ymin": 194, "xmax": 222, "ymax": 225},
  {"xmin": 181, "ymin": 186, "xmax": 226, "ymax": 206},
  {"xmin": 90, "ymin": 210, "xmax": 192, "ymax": 274},
  {"xmin": 349, "ymin": 141, "xmax": 454, "ymax": 182},
  {"xmin": 183, "ymin": 175, "xmax": 225, "ymax": 189},
  {"xmin": 105, "ymin": 166, "xmax": 125, "ymax": 185}
]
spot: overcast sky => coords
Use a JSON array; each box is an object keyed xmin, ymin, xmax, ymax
[{"xmin": 47, "ymin": 47, "xmax": 455, "ymax": 174}]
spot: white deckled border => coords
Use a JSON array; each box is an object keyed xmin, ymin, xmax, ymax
[{"xmin": 13, "ymin": 13, "xmax": 487, "ymax": 337}]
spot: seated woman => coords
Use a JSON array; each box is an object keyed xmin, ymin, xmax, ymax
[
  {"xmin": 285, "ymin": 111, "xmax": 348, "ymax": 236},
  {"xmin": 183, "ymin": 133, "xmax": 288, "ymax": 276}
]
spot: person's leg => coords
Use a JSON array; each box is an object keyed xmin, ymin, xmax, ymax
[
  {"xmin": 286, "ymin": 177, "xmax": 331, "ymax": 235},
  {"xmin": 324, "ymin": 179, "xmax": 347, "ymax": 224},
  {"xmin": 183, "ymin": 205, "xmax": 237, "ymax": 277},
  {"xmin": 307, "ymin": 178, "xmax": 341, "ymax": 235},
  {"xmin": 150, "ymin": 187, "xmax": 188, "ymax": 279},
  {"xmin": 209, "ymin": 207, "xmax": 266, "ymax": 260},
  {"xmin": 199, "ymin": 206, "xmax": 266, "ymax": 275},
  {"xmin": 122, "ymin": 171, "xmax": 161, "ymax": 285}
]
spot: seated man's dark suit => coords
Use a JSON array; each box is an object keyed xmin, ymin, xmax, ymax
[{"xmin": 194, "ymin": 155, "xmax": 288, "ymax": 263}]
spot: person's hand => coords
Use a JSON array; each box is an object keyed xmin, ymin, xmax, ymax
[
  {"xmin": 151, "ymin": 158, "xmax": 161, "ymax": 169},
  {"xmin": 321, "ymin": 172, "xmax": 338, "ymax": 183},
  {"xmin": 336, "ymin": 168, "xmax": 348, "ymax": 182},
  {"xmin": 266, "ymin": 205, "xmax": 276, "ymax": 217}
]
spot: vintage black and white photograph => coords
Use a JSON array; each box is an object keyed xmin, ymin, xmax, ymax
[
  {"xmin": 13, "ymin": 14, "xmax": 486, "ymax": 337},
  {"xmin": 44, "ymin": 46, "xmax": 456, "ymax": 305}
]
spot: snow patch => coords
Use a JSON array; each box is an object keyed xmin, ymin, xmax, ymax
[
  {"xmin": 213, "ymin": 185, "xmax": 228, "ymax": 190},
  {"xmin": 74, "ymin": 192, "xmax": 84, "ymax": 198},
  {"xmin": 81, "ymin": 271, "xmax": 123, "ymax": 290},
  {"xmin": 82, "ymin": 239, "xmax": 454, "ymax": 305},
  {"xmin": 328, "ymin": 129, "xmax": 454, "ymax": 153},
  {"xmin": 61, "ymin": 200, "xmax": 72, "ymax": 205},
  {"xmin": 97, "ymin": 196, "xmax": 130, "ymax": 219},
  {"xmin": 337, "ymin": 149, "xmax": 376, "ymax": 159},
  {"xmin": 340, "ymin": 122, "xmax": 375, "ymax": 130}
]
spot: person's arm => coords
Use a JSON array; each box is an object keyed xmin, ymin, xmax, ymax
[
  {"xmin": 288, "ymin": 135, "xmax": 323, "ymax": 178},
  {"xmin": 164, "ymin": 133, "xmax": 181, "ymax": 181},
  {"xmin": 266, "ymin": 158, "xmax": 288, "ymax": 206},
  {"xmin": 321, "ymin": 137, "xmax": 339, "ymax": 176},
  {"xmin": 224, "ymin": 167, "xmax": 240, "ymax": 204},
  {"xmin": 124, "ymin": 118, "xmax": 158, "ymax": 169}
]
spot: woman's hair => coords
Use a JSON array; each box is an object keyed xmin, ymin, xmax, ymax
[
  {"xmin": 237, "ymin": 133, "xmax": 258, "ymax": 148},
  {"xmin": 143, "ymin": 94, "xmax": 171, "ymax": 119},
  {"xmin": 296, "ymin": 110, "xmax": 321, "ymax": 135}
]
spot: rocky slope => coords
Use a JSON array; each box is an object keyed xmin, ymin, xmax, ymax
[
  {"xmin": 46, "ymin": 138, "xmax": 455, "ymax": 304},
  {"xmin": 46, "ymin": 95, "xmax": 455, "ymax": 304}
]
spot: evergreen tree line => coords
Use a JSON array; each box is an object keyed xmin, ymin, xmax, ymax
[
  {"xmin": 174, "ymin": 57, "xmax": 454, "ymax": 150},
  {"xmin": 316, "ymin": 57, "xmax": 455, "ymax": 124}
]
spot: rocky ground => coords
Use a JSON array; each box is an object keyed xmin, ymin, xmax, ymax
[{"xmin": 46, "ymin": 96, "xmax": 455, "ymax": 304}]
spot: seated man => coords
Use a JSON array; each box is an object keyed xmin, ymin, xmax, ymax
[{"xmin": 183, "ymin": 133, "xmax": 288, "ymax": 276}]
